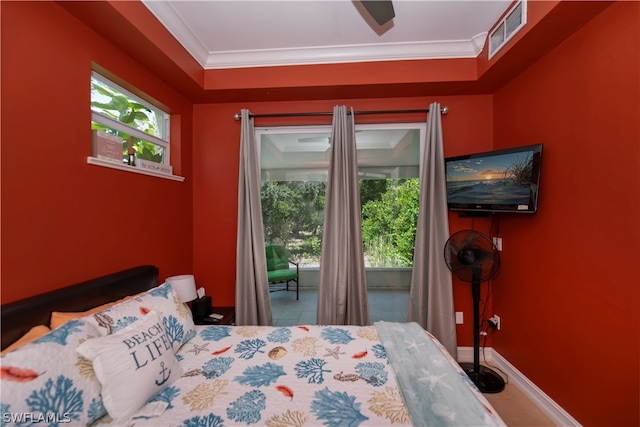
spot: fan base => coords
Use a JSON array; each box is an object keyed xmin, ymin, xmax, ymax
[{"xmin": 460, "ymin": 363, "xmax": 506, "ymax": 394}]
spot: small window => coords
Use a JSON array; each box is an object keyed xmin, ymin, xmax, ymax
[{"xmin": 90, "ymin": 72, "xmax": 170, "ymax": 167}]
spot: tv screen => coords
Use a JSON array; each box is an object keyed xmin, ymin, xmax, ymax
[{"xmin": 445, "ymin": 144, "xmax": 543, "ymax": 214}]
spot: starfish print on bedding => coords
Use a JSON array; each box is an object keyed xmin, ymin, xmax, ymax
[
  {"xmin": 405, "ymin": 338, "xmax": 424, "ymax": 352},
  {"xmin": 418, "ymin": 369, "xmax": 453, "ymax": 392},
  {"xmin": 188, "ymin": 343, "xmax": 210, "ymax": 356},
  {"xmin": 323, "ymin": 346, "xmax": 346, "ymax": 360}
]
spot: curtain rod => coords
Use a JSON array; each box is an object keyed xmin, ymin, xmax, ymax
[{"xmin": 233, "ymin": 106, "xmax": 448, "ymax": 121}]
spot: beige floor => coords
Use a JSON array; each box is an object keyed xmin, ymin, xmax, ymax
[
  {"xmin": 484, "ymin": 375, "xmax": 557, "ymax": 426},
  {"xmin": 271, "ymin": 288, "xmax": 556, "ymax": 426}
]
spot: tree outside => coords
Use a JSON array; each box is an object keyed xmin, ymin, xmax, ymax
[
  {"xmin": 91, "ymin": 76, "xmax": 166, "ymax": 163},
  {"xmin": 261, "ymin": 178, "xmax": 419, "ymax": 268},
  {"xmin": 361, "ymin": 179, "xmax": 419, "ymax": 267}
]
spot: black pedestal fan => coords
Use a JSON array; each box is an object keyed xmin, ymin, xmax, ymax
[{"xmin": 444, "ymin": 230, "xmax": 505, "ymax": 393}]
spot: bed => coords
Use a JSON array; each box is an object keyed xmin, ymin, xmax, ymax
[{"xmin": 1, "ymin": 265, "xmax": 504, "ymax": 426}]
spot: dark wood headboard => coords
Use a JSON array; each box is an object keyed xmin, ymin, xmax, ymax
[{"xmin": 1, "ymin": 265, "xmax": 159, "ymax": 350}]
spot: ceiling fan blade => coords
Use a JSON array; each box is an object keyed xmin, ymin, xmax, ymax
[{"xmin": 361, "ymin": 1, "xmax": 395, "ymax": 26}]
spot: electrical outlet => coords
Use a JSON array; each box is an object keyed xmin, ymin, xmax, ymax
[
  {"xmin": 489, "ymin": 314, "xmax": 501, "ymax": 330},
  {"xmin": 455, "ymin": 312, "xmax": 463, "ymax": 325},
  {"xmin": 492, "ymin": 237, "xmax": 503, "ymax": 251}
]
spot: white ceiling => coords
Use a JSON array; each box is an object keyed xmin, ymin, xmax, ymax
[{"xmin": 142, "ymin": 1, "xmax": 512, "ymax": 69}]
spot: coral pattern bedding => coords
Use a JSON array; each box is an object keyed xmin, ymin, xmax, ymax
[
  {"xmin": 123, "ymin": 323, "xmax": 502, "ymax": 427},
  {"xmin": 1, "ymin": 282, "xmax": 504, "ymax": 426}
]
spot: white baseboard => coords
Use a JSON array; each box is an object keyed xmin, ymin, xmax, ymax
[{"xmin": 458, "ymin": 346, "xmax": 582, "ymax": 427}]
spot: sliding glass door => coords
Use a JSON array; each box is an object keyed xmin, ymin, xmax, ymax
[{"xmin": 257, "ymin": 123, "xmax": 425, "ymax": 278}]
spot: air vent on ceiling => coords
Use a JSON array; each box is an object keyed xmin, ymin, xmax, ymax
[{"xmin": 488, "ymin": 0, "xmax": 527, "ymax": 59}]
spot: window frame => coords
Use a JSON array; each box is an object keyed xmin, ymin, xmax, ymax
[
  {"xmin": 88, "ymin": 71, "xmax": 183, "ymax": 181},
  {"xmin": 256, "ymin": 122, "xmax": 426, "ymax": 268},
  {"xmin": 256, "ymin": 122, "xmax": 427, "ymax": 181}
]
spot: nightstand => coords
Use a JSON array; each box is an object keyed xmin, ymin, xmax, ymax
[
  {"xmin": 211, "ymin": 306, "xmax": 235, "ymax": 325},
  {"xmin": 194, "ymin": 306, "xmax": 235, "ymax": 325}
]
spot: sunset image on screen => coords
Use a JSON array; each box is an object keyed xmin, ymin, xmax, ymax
[{"xmin": 446, "ymin": 151, "xmax": 534, "ymax": 205}]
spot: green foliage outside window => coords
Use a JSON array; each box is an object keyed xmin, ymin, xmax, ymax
[
  {"xmin": 91, "ymin": 77, "xmax": 165, "ymax": 163},
  {"xmin": 261, "ymin": 181, "xmax": 326, "ymax": 263},
  {"xmin": 261, "ymin": 178, "xmax": 419, "ymax": 267},
  {"xmin": 361, "ymin": 179, "xmax": 419, "ymax": 267}
]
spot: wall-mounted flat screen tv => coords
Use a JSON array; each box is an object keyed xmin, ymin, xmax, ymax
[{"xmin": 445, "ymin": 144, "xmax": 543, "ymax": 214}]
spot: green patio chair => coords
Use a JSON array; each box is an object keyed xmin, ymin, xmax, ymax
[{"xmin": 265, "ymin": 244, "xmax": 299, "ymax": 300}]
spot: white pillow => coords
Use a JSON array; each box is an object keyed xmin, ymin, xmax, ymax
[
  {"xmin": 87, "ymin": 282, "xmax": 196, "ymax": 352},
  {"xmin": 76, "ymin": 311, "xmax": 183, "ymax": 423},
  {"xmin": 0, "ymin": 319, "xmax": 106, "ymax": 425}
]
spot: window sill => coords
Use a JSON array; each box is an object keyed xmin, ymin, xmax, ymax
[{"xmin": 87, "ymin": 157, "xmax": 185, "ymax": 182}]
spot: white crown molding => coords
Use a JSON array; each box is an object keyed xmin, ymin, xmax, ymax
[
  {"xmin": 471, "ymin": 32, "xmax": 489, "ymax": 56},
  {"xmin": 458, "ymin": 347, "xmax": 582, "ymax": 427},
  {"xmin": 142, "ymin": 0, "xmax": 210, "ymax": 67},
  {"xmin": 142, "ymin": 0, "xmax": 488, "ymax": 69},
  {"xmin": 203, "ymin": 37, "xmax": 487, "ymax": 69}
]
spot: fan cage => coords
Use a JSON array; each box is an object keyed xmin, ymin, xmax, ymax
[{"xmin": 444, "ymin": 230, "xmax": 500, "ymax": 283}]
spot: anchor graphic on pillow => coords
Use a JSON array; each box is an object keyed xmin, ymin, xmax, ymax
[{"xmin": 155, "ymin": 362, "xmax": 171, "ymax": 386}]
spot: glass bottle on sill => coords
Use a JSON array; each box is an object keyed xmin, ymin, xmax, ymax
[{"xmin": 127, "ymin": 137, "xmax": 136, "ymax": 166}]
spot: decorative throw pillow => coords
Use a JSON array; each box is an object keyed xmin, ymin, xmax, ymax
[
  {"xmin": 0, "ymin": 319, "xmax": 107, "ymax": 425},
  {"xmin": 76, "ymin": 311, "xmax": 183, "ymax": 423},
  {"xmin": 87, "ymin": 282, "xmax": 196, "ymax": 352},
  {"xmin": 50, "ymin": 294, "xmax": 138, "ymax": 329}
]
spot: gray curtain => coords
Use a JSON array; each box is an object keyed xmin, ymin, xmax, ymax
[
  {"xmin": 408, "ymin": 102, "xmax": 457, "ymax": 357},
  {"xmin": 235, "ymin": 109, "xmax": 273, "ymax": 326},
  {"xmin": 316, "ymin": 106, "xmax": 369, "ymax": 326}
]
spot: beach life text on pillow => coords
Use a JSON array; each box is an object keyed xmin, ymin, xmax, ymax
[
  {"xmin": 77, "ymin": 311, "xmax": 182, "ymax": 422},
  {"xmin": 123, "ymin": 316, "xmax": 173, "ymax": 374}
]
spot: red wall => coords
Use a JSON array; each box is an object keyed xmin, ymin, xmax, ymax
[
  {"xmin": 192, "ymin": 95, "xmax": 494, "ymax": 344},
  {"xmin": 1, "ymin": 2, "xmax": 194, "ymax": 302},
  {"xmin": 492, "ymin": 2, "xmax": 640, "ymax": 425},
  {"xmin": 3, "ymin": 2, "xmax": 638, "ymax": 424}
]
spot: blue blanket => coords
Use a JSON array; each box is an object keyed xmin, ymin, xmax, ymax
[{"xmin": 375, "ymin": 321, "xmax": 503, "ymax": 426}]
